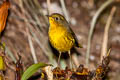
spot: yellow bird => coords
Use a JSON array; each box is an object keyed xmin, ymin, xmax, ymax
[{"xmin": 48, "ymin": 13, "xmax": 82, "ymax": 66}]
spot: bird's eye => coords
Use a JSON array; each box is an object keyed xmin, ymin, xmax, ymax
[{"xmin": 55, "ymin": 17, "xmax": 59, "ymax": 21}]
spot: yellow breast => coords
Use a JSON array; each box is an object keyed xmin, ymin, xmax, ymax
[{"xmin": 49, "ymin": 24, "xmax": 75, "ymax": 52}]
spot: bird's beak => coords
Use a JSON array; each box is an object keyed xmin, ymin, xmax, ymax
[
  {"xmin": 45, "ymin": 15, "xmax": 49, "ymax": 21},
  {"xmin": 46, "ymin": 15, "xmax": 54, "ymax": 23},
  {"xmin": 46, "ymin": 15, "xmax": 51, "ymax": 20},
  {"xmin": 46, "ymin": 15, "xmax": 53, "ymax": 20}
]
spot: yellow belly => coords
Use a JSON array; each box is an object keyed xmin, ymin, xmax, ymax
[{"xmin": 49, "ymin": 27, "xmax": 75, "ymax": 52}]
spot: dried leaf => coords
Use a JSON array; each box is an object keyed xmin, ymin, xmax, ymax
[
  {"xmin": 0, "ymin": 1, "xmax": 10, "ymax": 33},
  {"xmin": 71, "ymin": 65, "xmax": 89, "ymax": 80},
  {"xmin": 0, "ymin": 56, "xmax": 5, "ymax": 70}
]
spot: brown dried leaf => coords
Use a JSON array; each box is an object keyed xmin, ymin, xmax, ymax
[{"xmin": 15, "ymin": 54, "xmax": 23, "ymax": 80}]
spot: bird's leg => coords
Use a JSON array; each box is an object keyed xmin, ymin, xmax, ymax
[
  {"xmin": 68, "ymin": 50, "xmax": 73, "ymax": 69},
  {"xmin": 58, "ymin": 52, "xmax": 61, "ymax": 66}
]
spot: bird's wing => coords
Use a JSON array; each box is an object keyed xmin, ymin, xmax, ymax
[{"xmin": 66, "ymin": 24, "xmax": 82, "ymax": 48}]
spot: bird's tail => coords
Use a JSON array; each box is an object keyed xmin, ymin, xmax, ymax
[
  {"xmin": 75, "ymin": 41, "xmax": 83, "ymax": 48},
  {"xmin": 77, "ymin": 44, "xmax": 83, "ymax": 48}
]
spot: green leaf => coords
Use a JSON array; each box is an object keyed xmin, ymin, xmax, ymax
[{"xmin": 21, "ymin": 62, "xmax": 51, "ymax": 80}]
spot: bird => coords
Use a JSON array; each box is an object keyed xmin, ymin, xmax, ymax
[{"xmin": 48, "ymin": 13, "xmax": 82, "ymax": 67}]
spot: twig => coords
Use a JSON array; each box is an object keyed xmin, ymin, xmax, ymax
[
  {"xmin": 10, "ymin": 14, "xmax": 39, "ymax": 26},
  {"xmin": 33, "ymin": 0, "xmax": 49, "ymax": 25},
  {"xmin": 18, "ymin": 0, "xmax": 38, "ymax": 64},
  {"xmin": 18, "ymin": 0, "xmax": 57, "ymax": 66},
  {"xmin": 86, "ymin": 0, "xmax": 114, "ymax": 67},
  {"xmin": 47, "ymin": 0, "xmax": 51, "ymax": 15},
  {"xmin": 23, "ymin": 0, "xmax": 43, "ymax": 28},
  {"xmin": 72, "ymin": 54, "xmax": 79, "ymax": 67},
  {"xmin": 60, "ymin": 0, "xmax": 70, "ymax": 22},
  {"xmin": 5, "ymin": 47, "xmax": 16, "ymax": 63},
  {"xmin": 26, "ymin": 28, "xmax": 38, "ymax": 63},
  {"xmin": 101, "ymin": 6, "xmax": 116, "ymax": 61}
]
